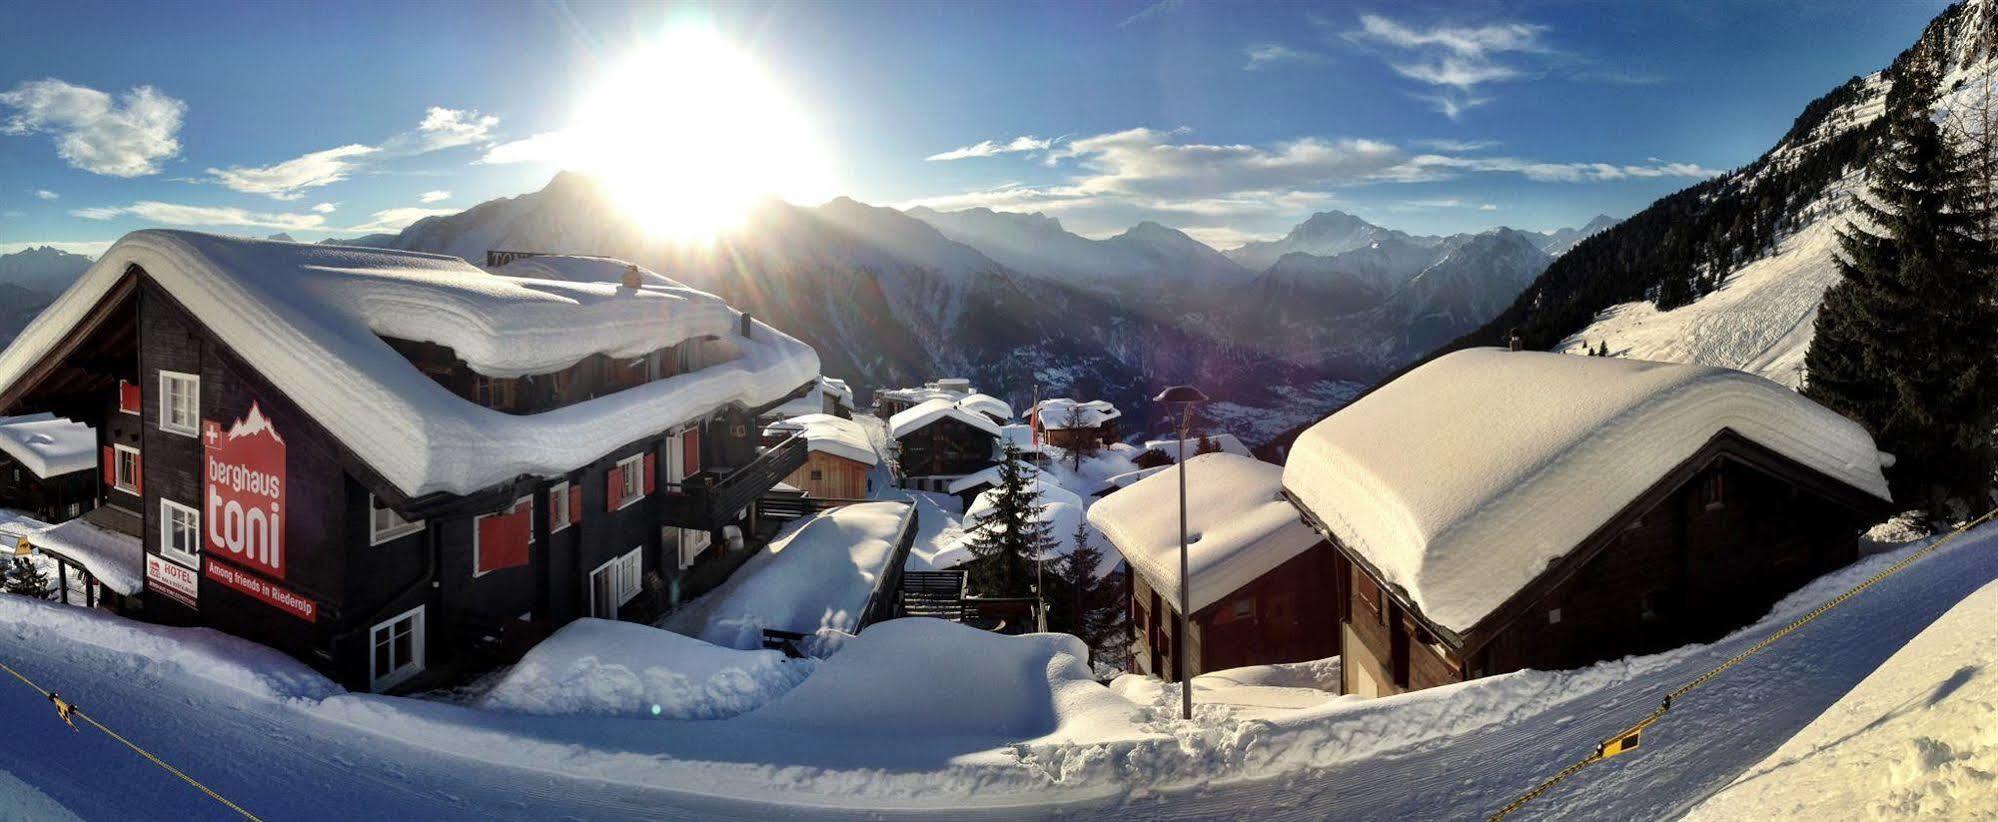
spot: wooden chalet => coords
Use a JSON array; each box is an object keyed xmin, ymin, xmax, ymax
[
  {"xmin": 1281, "ymin": 349, "xmax": 1895, "ymax": 698},
  {"xmin": 873, "ymin": 378, "xmax": 974, "ymax": 421},
  {"xmin": 0, "ymin": 412, "xmax": 98, "ymax": 522},
  {"xmin": 888, "ymin": 397, "xmax": 1003, "ymax": 492},
  {"xmin": 0, "ymin": 232, "xmax": 820, "ymax": 693},
  {"xmin": 1087, "ymin": 452, "xmax": 1337, "ymax": 681},
  {"xmin": 763, "ymin": 413, "xmax": 876, "ymax": 501},
  {"xmin": 1029, "ymin": 398, "xmax": 1120, "ymax": 450}
]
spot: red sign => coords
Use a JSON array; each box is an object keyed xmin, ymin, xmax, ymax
[
  {"xmin": 204, "ymin": 403, "xmax": 287, "ymax": 579},
  {"xmin": 205, "ymin": 558, "xmax": 316, "ymax": 622},
  {"xmin": 145, "ymin": 554, "xmax": 198, "ymax": 610}
]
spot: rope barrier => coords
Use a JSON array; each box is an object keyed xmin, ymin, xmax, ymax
[
  {"xmin": 1488, "ymin": 505, "xmax": 1998, "ymax": 821},
  {"xmin": 0, "ymin": 654, "xmax": 261, "ymax": 820}
]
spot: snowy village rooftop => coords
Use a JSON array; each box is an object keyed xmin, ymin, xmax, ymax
[
  {"xmin": 1089, "ymin": 452, "xmax": 1322, "ymax": 613},
  {"xmin": 1033, "ymin": 398, "xmax": 1119, "ymax": 429},
  {"xmin": 1282, "ymin": 348, "xmax": 1894, "ymax": 635},
  {"xmin": 888, "ymin": 396, "xmax": 1003, "ymax": 440},
  {"xmin": 0, "ymin": 412, "xmax": 96, "ymax": 478},
  {"xmin": 762, "ymin": 413, "xmax": 877, "ymax": 466},
  {"xmin": 0, "ymin": 231, "xmax": 818, "ymax": 498}
]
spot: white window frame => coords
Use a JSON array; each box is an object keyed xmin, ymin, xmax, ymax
[
  {"xmin": 111, "ymin": 444, "xmax": 140, "ymax": 494},
  {"xmin": 159, "ymin": 498, "xmax": 201, "ymax": 570},
  {"xmin": 157, "ymin": 371, "xmax": 200, "ymax": 437},
  {"xmin": 671, "ymin": 526, "xmax": 712, "ymax": 570},
  {"xmin": 368, "ymin": 605, "xmax": 425, "ymax": 692},
  {"xmin": 472, "ymin": 496, "xmax": 534, "ymax": 579},
  {"xmin": 587, "ymin": 547, "xmax": 643, "ymax": 618},
  {"xmin": 549, "ymin": 481, "xmax": 572, "ymax": 532},
  {"xmin": 614, "ymin": 454, "xmax": 645, "ymax": 510},
  {"xmin": 368, "ymin": 494, "xmax": 425, "ymax": 546}
]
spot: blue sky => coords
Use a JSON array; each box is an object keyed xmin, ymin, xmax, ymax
[{"xmin": 0, "ymin": 0, "xmax": 1951, "ymax": 254}]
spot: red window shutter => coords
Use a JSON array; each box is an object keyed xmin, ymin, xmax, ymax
[
  {"xmin": 568, "ymin": 485, "xmax": 582, "ymax": 524},
  {"xmin": 476, "ymin": 508, "xmax": 530, "ymax": 575},
  {"xmin": 684, "ymin": 430, "xmax": 701, "ymax": 475},
  {"xmin": 606, "ymin": 465, "xmax": 622, "ymax": 512},
  {"xmin": 643, "ymin": 453, "xmax": 657, "ymax": 496},
  {"xmin": 101, "ymin": 446, "xmax": 113, "ymax": 487},
  {"xmin": 118, "ymin": 380, "xmax": 141, "ymax": 414}
]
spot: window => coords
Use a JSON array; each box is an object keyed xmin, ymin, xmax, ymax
[
  {"xmin": 1547, "ymin": 608, "xmax": 1563, "ymax": 625},
  {"xmin": 588, "ymin": 547, "xmax": 643, "ymax": 619},
  {"xmin": 550, "ymin": 481, "xmax": 572, "ymax": 532},
  {"xmin": 474, "ymin": 375, "xmax": 518, "ymax": 410},
  {"xmin": 809, "ymin": 469, "xmax": 824, "ymax": 481},
  {"xmin": 369, "ymin": 606, "xmax": 425, "ymax": 691},
  {"xmin": 111, "ymin": 444, "xmax": 140, "ymax": 494},
  {"xmin": 158, "ymin": 371, "xmax": 200, "ymax": 436},
  {"xmin": 671, "ymin": 526, "xmax": 712, "ymax": 569},
  {"xmin": 160, "ymin": 498, "xmax": 201, "ymax": 569},
  {"xmin": 369, "ymin": 494, "xmax": 425, "ymax": 545},
  {"xmin": 615, "ymin": 454, "xmax": 645, "ymax": 509}
]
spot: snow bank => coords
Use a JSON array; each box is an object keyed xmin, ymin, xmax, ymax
[
  {"xmin": 764, "ymin": 413, "xmax": 878, "ymax": 466},
  {"xmin": 28, "ymin": 516, "xmax": 141, "ymax": 596},
  {"xmin": 1283, "ymin": 348, "xmax": 1892, "ymax": 635},
  {"xmin": 0, "ymin": 594, "xmax": 337, "ymax": 702},
  {"xmin": 1690, "ymin": 576, "xmax": 1998, "ymax": 817},
  {"xmin": 888, "ymin": 396, "xmax": 1003, "ymax": 440},
  {"xmin": 662, "ymin": 501, "xmax": 909, "ymax": 649},
  {"xmin": 1138, "ymin": 433, "xmax": 1250, "ymax": 462},
  {"xmin": 481, "ymin": 619, "xmax": 811, "ymax": 720},
  {"xmin": 1091, "ymin": 453, "xmax": 1320, "ymax": 613},
  {"xmin": 740, "ymin": 619, "xmax": 1136, "ymax": 742},
  {"xmin": 0, "ymin": 231, "xmax": 819, "ymax": 497},
  {"xmin": 1033, "ymin": 398, "xmax": 1119, "ymax": 430},
  {"xmin": 0, "ymin": 413, "xmax": 94, "ymax": 478}
]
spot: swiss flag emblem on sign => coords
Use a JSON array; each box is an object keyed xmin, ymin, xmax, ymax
[{"xmin": 204, "ymin": 403, "xmax": 287, "ymax": 580}]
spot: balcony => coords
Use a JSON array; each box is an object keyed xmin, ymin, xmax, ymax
[{"xmin": 661, "ymin": 434, "xmax": 808, "ymax": 531}]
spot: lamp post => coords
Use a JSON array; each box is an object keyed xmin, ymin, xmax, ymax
[{"xmin": 1154, "ymin": 384, "xmax": 1208, "ymax": 721}]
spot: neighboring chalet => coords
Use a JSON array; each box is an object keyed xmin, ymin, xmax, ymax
[
  {"xmin": 874, "ymin": 377, "xmax": 975, "ymax": 420},
  {"xmin": 889, "ymin": 396, "xmax": 1003, "ymax": 492},
  {"xmin": 1282, "ymin": 349, "xmax": 1894, "ymax": 698},
  {"xmin": 1029, "ymin": 398, "xmax": 1120, "ymax": 450},
  {"xmin": 0, "ymin": 231, "xmax": 819, "ymax": 693},
  {"xmin": 0, "ymin": 412, "xmax": 97, "ymax": 521},
  {"xmin": 1089, "ymin": 453, "xmax": 1334, "ymax": 681},
  {"xmin": 956, "ymin": 393, "xmax": 1013, "ymax": 426},
  {"xmin": 1132, "ymin": 432, "xmax": 1250, "ymax": 469},
  {"xmin": 763, "ymin": 413, "xmax": 877, "ymax": 500},
  {"xmin": 767, "ymin": 375, "xmax": 856, "ymax": 421}
]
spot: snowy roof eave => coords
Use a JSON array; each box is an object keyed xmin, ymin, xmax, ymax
[
  {"xmin": 0, "ymin": 413, "xmax": 96, "ymax": 477},
  {"xmin": 889, "ymin": 397, "xmax": 1003, "ymax": 440},
  {"xmin": 0, "ymin": 231, "xmax": 820, "ymax": 499}
]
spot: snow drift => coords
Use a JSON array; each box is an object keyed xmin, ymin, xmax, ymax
[{"xmin": 481, "ymin": 619, "xmax": 811, "ymax": 720}]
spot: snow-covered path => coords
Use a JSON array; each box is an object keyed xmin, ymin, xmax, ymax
[{"xmin": 1, "ymin": 525, "xmax": 1995, "ymax": 820}]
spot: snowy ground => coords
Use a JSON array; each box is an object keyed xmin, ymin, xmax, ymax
[
  {"xmin": 2, "ymin": 518, "xmax": 1996, "ymax": 818},
  {"xmin": 662, "ymin": 501, "xmax": 910, "ymax": 649}
]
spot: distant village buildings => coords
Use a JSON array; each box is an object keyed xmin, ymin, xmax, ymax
[{"xmin": 1029, "ymin": 398, "xmax": 1120, "ymax": 450}]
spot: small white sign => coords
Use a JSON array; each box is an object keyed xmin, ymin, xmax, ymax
[{"xmin": 146, "ymin": 554, "xmax": 198, "ymax": 608}]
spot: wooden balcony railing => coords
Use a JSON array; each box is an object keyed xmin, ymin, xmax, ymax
[{"xmin": 661, "ymin": 434, "xmax": 808, "ymax": 531}]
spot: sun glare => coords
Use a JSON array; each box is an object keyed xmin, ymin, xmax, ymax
[{"xmin": 564, "ymin": 27, "xmax": 834, "ymax": 242}]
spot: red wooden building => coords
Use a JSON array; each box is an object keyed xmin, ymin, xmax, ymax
[
  {"xmin": 1087, "ymin": 452, "xmax": 1336, "ymax": 680},
  {"xmin": 0, "ymin": 232, "xmax": 819, "ymax": 693},
  {"xmin": 1282, "ymin": 349, "xmax": 1895, "ymax": 697}
]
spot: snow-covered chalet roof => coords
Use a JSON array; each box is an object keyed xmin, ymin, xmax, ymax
[
  {"xmin": 0, "ymin": 413, "xmax": 95, "ymax": 478},
  {"xmin": 956, "ymin": 392, "xmax": 1013, "ymax": 422},
  {"xmin": 763, "ymin": 413, "xmax": 877, "ymax": 466},
  {"xmin": 1089, "ymin": 453, "xmax": 1321, "ymax": 613},
  {"xmin": 30, "ymin": 516, "xmax": 142, "ymax": 596},
  {"xmin": 889, "ymin": 397, "xmax": 1003, "ymax": 440},
  {"xmin": 1139, "ymin": 433, "xmax": 1250, "ymax": 461},
  {"xmin": 1034, "ymin": 398, "xmax": 1120, "ymax": 430},
  {"xmin": 945, "ymin": 462, "xmax": 1062, "ymax": 496},
  {"xmin": 1282, "ymin": 348, "xmax": 1894, "ymax": 636},
  {"xmin": 0, "ymin": 231, "xmax": 818, "ymax": 498}
]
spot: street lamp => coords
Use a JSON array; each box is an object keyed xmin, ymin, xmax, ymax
[{"xmin": 1154, "ymin": 384, "xmax": 1207, "ymax": 721}]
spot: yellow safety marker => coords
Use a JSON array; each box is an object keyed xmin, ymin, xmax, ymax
[{"xmin": 1489, "ymin": 505, "xmax": 1998, "ymax": 821}]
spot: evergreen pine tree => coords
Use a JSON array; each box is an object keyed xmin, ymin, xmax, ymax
[
  {"xmin": 4, "ymin": 557, "xmax": 51, "ymax": 599},
  {"xmin": 965, "ymin": 442, "xmax": 1053, "ymax": 598},
  {"xmin": 1052, "ymin": 519, "xmax": 1129, "ymax": 670},
  {"xmin": 1195, "ymin": 433, "xmax": 1220, "ymax": 455},
  {"xmin": 1806, "ymin": 45, "xmax": 1998, "ymax": 511}
]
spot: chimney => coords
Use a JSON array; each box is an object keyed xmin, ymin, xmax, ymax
[
  {"xmin": 740, "ymin": 311, "xmax": 753, "ymax": 339},
  {"xmin": 621, "ymin": 263, "xmax": 642, "ymax": 289},
  {"xmin": 1508, "ymin": 332, "xmax": 1524, "ymax": 352}
]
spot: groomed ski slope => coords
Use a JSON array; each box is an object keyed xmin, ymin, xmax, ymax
[{"xmin": 1, "ymin": 523, "xmax": 1995, "ymax": 819}]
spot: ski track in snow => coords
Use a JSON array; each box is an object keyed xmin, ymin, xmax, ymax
[{"xmin": 0, "ymin": 521, "xmax": 1991, "ymax": 819}]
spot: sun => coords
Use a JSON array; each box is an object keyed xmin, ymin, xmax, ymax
[{"xmin": 561, "ymin": 27, "xmax": 835, "ymax": 242}]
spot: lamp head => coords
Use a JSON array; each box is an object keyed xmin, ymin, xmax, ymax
[{"xmin": 1153, "ymin": 385, "xmax": 1208, "ymax": 405}]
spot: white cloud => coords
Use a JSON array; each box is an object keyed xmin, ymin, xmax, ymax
[
  {"xmin": 1479, "ymin": 203, "xmax": 1498, "ymax": 211},
  {"xmin": 207, "ymin": 144, "xmax": 379, "ymax": 200},
  {"xmin": 1347, "ymin": 14, "xmax": 1550, "ymax": 119},
  {"xmin": 1407, "ymin": 153, "xmax": 1717, "ymax": 182},
  {"xmin": 71, "ymin": 201, "xmax": 328, "ymax": 231},
  {"xmin": 33, "ymin": 189, "xmax": 57, "ymax": 201},
  {"xmin": 480, "ymin": 131, "xmax": 574, "ymax": 165},
  {"xmin": 1413, "ymin": 137, "xmax": 1499, "ymax": 152},
  {"xmin": 418, "ymin": 190, "xmax": 451, "ymax": 203},
  {"xmin": 1118, "ymin": 0, "xmax": 1182, "ymax": 28},
  {"xmin": 0, "ymin": 79, "xmax": 185, "ymax": 177},
  {"xmin": 311, "ymin": 202, "xmax": 338, "ymax": 214},
  {"xmin": 347, "ymin": 206, "xmax": 456, "ymax": 234},
  {"xmin": 925, "ymin": 135, "xmax": 1057, "ymax": 162},
  {"xmin": 1244, "ymin": 43, "xmax": 1328, "ymax": 71},
  {"xmin": 415, "ymin": 107, "xmax": 498, "ymax": 150}
]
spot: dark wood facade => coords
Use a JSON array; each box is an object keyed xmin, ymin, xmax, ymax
[
  {"xmin": 0, "ymin": 265, "xmax": 809, "ymax": 694},
  {"xmin": 1128, "ymin": 542, "xmax": 1342, "ymax": 682},
  {"xmin": 0, "ymin": 458, "xmax": 93, "ymax": 522},
  {"xmin": 1313, "ymin": 431, "xmax": 1891, "ymax": 698},
  {"xmin": 893, "ymin": 416, "xmax": 997, "ymax": 491}
]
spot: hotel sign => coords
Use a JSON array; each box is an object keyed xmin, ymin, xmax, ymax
[
  {"xmin": 204, "ymin": 403, "xmax": 287, "ymax": 579},
  {"xmin": 144, "ymin": 554, "xmax": 198, "ymax": 609},
  {"xmin": 205, "ymin": 558, "xmax": 316, "ymax": 623}
]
